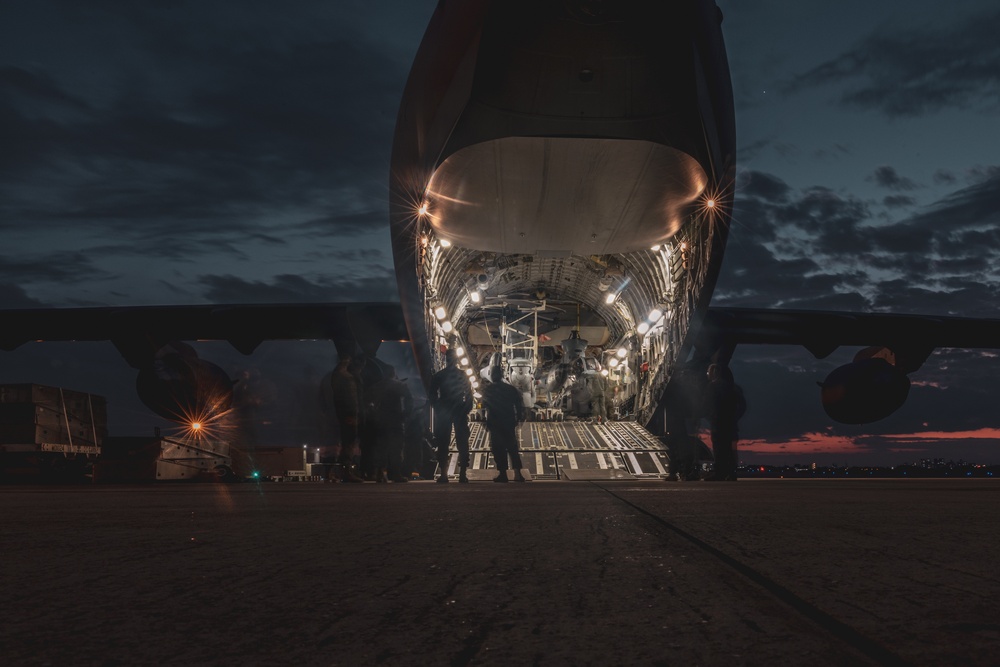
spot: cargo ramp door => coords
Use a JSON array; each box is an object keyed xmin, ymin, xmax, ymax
[{"xmin": 438, "ymin": 421, "xmax": 669, "ymax": 480}]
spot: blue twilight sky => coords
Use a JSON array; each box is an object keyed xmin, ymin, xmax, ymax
[{"xmin": 1, "ymin": 1, "xmax": 998, "ymax": 464}]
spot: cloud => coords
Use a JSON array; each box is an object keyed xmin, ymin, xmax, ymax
[
  {"xmin": 719, "ymin": 165, "xmax": 1000, "ymax": 314},
  {"xmin": 0, "ymin": 284, "xmax": 49, "ymax": 309},
  {"xmin": 196, "ymin": 270, "xmax": 399, "ymax": 304},
  {"xmin": 0, "ymin": 252, "xmax": 110, "ymax": 285},
  {"xmin": 869, "ymin": 166, "xmax": 918, "ymax": 191},
  {"xmin": 783, "ymin": 9, "xmax": 1000, "ymax": 117}
]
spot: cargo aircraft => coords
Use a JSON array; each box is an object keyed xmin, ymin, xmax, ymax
[{"xmin": 4, "ymin": 0, "xmax": 1000, "ymax": 478}]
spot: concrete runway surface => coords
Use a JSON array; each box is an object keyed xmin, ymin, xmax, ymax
[{"xmin": 2, "ymin": 479, "xmax": 998, "ymax": 666}]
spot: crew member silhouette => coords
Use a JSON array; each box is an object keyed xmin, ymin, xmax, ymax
[
  {"xmin": 429, "ymin": 349, "xmax": 473, "ymax": 483},
  {"xmin": 481, "ymin": 365, "xmax": 526, "ymax": 483}
]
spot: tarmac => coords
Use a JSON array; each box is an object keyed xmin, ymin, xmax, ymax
[{"xmin": 2, "ymin": 479, "xmax": 998, "ymax": 667}]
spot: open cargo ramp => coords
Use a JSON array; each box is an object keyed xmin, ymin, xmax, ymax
[{"xmin": 439, "ymin": 421, "xmax": 670, "ymax": 480}]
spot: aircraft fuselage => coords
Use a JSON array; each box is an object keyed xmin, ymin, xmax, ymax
[{"xmin": 390, "ymin": 0, "xmax": 735, "ymax": 430}]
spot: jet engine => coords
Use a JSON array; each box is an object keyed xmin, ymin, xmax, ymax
[
  {"xmin": 819, "ymin": 356, "xmax": 910, "ymax": 424},
  {"xmin": 135, "ymin": 342, "xmax": 234, "ymax": 423}
]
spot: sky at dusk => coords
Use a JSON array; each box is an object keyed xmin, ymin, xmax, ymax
[{"xmin": 1, "ymin": 1, "xmax": 999, "ymax": 465}]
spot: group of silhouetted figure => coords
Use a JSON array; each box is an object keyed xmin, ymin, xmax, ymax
[
  {"xmin": 329, "ymin": 348, "xmax": 528, "ymax": 484},
  {"xmin": 330, "ymin": 346, "xmax": 744, "ymax": 483}
]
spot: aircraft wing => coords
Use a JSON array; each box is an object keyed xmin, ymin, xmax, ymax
[
  {"xmin": 699, "ymin": 306, "xmax": 1000, "ymax": 373},
  {"xmin": 0, "ymin": 302, "xmax": 408, "ymax": 367}
]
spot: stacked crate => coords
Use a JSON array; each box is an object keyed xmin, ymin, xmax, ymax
[{"xmin": 0, "ymin": 384, "xmax": 108, "ymax": 454}]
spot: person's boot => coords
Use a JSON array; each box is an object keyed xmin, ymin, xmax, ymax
[
  {"xmin": 513, "ymin": 469, "xmax": 526, "ymax": 483},
  {"xmin": 436, "ymin": 472, "xmax": 449, "ymax": 483},
  {"xmin": 459, "ymin": 467, "xmax": 469, "ymax": 483},
  {"xmin": 493, "ymin": 471, "xmax": 508, "ymax": 483}
]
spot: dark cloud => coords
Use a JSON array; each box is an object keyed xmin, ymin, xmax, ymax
[
  {"xmin": 197, "ymin": 270, "xmax": 399, "ymax": 304},
  {"xmin": 0, "ymin": 66, "xmax": 90, "ymax": 111},
  {"xmin": 737, "ymin": 170, "xmax": 791, "ymax": 202},
  {"xmin": 784, "ymin": 9, "xmax": 1000, "ymax": 117},
  {"xmin": 0, "ymin": 2, "xmax": 408, "ymax": 250},
  {"xmin": 882, "ymin": 195, "xmax": 916, "ymax": 208},
  {"xmin": 0, "ymin": 252, "xmax": 110, "ymax": 284},
  {"xmin": 933, "ymin": 169, "xmax": 957, "ymax": 186},
  {"xmin": 720, "ymin": 164, "xmax": 1000, "ymax": 315},
  {"xmin": 869, "ymin": 166, "xmax": 918, "ymax": 191},
  {"xmin": 0, "ymin": 284, "xmax": 49, "ymax": 309}
]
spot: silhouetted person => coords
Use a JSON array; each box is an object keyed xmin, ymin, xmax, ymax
[
  {"xmin": 705, "ymin": 364, "xmax": 744, "ymax": 481},
  {"xmin": 372, "ymin": 366, "xmax": 413, "ymax": 483},
  {"xmin": 331, "ymin": 353, "xmax": 363, "ymax": 482},
  {"xmin": 358, "ymin": 356, "xmax": 386, "ymax": 480},
  {"xmin": 429, "ymin": 349, "xmax": 473, "ymax": 483},
  {"xmin": 481, "ymin": 366, "xmax": 526, "ymax": 483},
  {"xmin": 588, "ymin": 368, "xmax": 610, "ymax": 422},
  {"xmin": 403, "ymin": 400, "xmax": 435, "ymax": 480}
]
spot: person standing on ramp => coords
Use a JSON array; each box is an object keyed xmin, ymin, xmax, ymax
[
  {"xmin": 481, "ymin": 366, "xmax": 527, "ymax": 483},
  {"xmin": 429, "ymin": 349, "xmax": 474, "ymax": 483}
]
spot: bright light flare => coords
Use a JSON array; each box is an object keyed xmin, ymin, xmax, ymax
[
  {"xmin": 191, "ymin": 422, "xmax": 202, "ymax": 431},
  {"xmin": 418, "ymin": 201, "xmax": 429, "ymax": 217}
]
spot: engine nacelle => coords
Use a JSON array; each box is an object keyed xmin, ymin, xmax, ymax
[
  {"xmin": 820, "ymin": 358, "xmax": 910, "ymax": 424},
  {"xmin": 135, "ymin": 344, "xmax": 233, "ymax": 423}
]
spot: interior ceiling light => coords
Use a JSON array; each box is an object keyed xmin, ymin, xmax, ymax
[
  {"xmin": 609, "ymin": 358, "xmax": 619, "ymax": 368},
  {"xmin": 648, "ymin": 308, "xmax": 663, "ymax": 323},
  {"xmin": 440, "ymin": 239, "xmax": 452, "ymax": 248},
  {"xmin": 470, "ymin": 290, "xmax": 481, "ymax": 304},
  {"xmin": 434, "ymin": 306, "xmax": 447, "ymax": 320},
  {"xmin": 418, "ymin": 202, "xmax": 429, "ymax": 216},
  {"xmin": 601, "ymin": 369, "xmax": 609, "ymax": 377},
  {"xmin": 455, "ymin": 346, "xmax": 465, "ymax": 357},
  {"xmin": 465, "ymin": 368, "xmax": 474, "ymax": 376},
  {"xmin": 442, "ymin": 321, "xmax": 453, "ymax": 333},
  {"xmin": 636, "ymin": 322, "xmax": 650, "ymax": 335},
  {"xmin": 616, "ymin": 347, "xmax": 627, "ymax": 358},
  {"xmin": 650, "ymin": 244, "xmax": 660, "ymax": 251},
  {"xmin": 605, "ymin": 292, "xmax": 617, "ymax": 304},
  {"xmin": 461, "ymin": 357, "xmax": 470, "ymax": 366}
]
